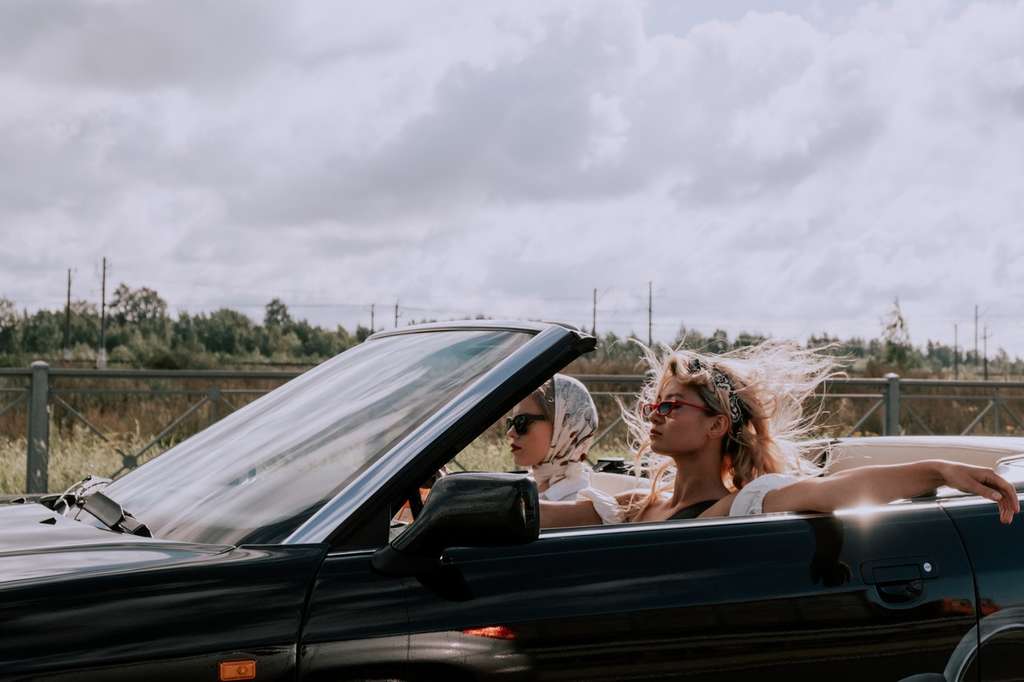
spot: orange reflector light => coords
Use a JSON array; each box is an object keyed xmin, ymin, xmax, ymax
[
  {"xmin": 463, "ymin": 625, "xmax": 516, "ymax": 640},
  {"xmin": 219, "ymin": 659, "xmax": 256, "ymax": 681}
]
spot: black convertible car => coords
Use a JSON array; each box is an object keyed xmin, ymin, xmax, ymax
[{"xmin": 2, "ymin": 321, "xmax": 1023, "ymax": 681}]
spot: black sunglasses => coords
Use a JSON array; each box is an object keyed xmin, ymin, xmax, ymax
[{"xmin": 505, "ymin": 413, "xmax": 547, "ymax": 435}]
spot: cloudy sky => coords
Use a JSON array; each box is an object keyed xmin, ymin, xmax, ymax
[{"xmin": 2, "ymin": 0, "xmax": 1023, "ymax": 353}]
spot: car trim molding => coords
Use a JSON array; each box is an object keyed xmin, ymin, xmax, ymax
[
  {"xmin": 368, "ymin": 319, "xmax": 582, "ymax": 340},
  {"xmin": 540, "ymin": 500, "xmax": 949, "ymax": 540}
]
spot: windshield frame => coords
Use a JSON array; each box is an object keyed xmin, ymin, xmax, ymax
[
  {"xmin": 284, "ymin": 323, "xmax": 593, "ymax": 545},
  {"xmin": 89, "ymin": 324, "xmax": 559, "ymax": 545}
]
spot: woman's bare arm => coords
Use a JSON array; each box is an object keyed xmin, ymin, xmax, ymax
[
  {"xmin": 539, "ymin": 490, "xmax": 645, "ymax": 528},
  {"xmin": 539, "ymin": 499, "xmax": 602, "ymax": 528},
  {"xmin": 761, "ymin": 460, "xmax": 1020, "ymax": 524}
]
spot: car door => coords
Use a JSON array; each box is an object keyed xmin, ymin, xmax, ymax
[
  {"xmin": 398, "ymin": 502, "xmax": 979, "ymax": 681},
  {"xmin": 941, "ymin": 493, "xmax": 1024, "ymax": 682},
  {"xmin": 299, "ymin": 546, "xmax": 415, "ymax": 682}
]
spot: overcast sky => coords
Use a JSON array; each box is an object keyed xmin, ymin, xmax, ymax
[{"xmin": 1, "ymin": 0, "xmax": 1022, "ymax": 354}]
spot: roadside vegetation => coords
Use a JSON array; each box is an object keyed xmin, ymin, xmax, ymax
[
  {"xmin": 2, "ymin": 290, "xmax": 1023, "ymax": 494},
  {"xmin": 2, "ymin": 287, "xmax": 1021, "ymax": 379}
]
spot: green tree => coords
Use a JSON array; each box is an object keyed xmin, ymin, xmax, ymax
[
  {"xmin": 881, "ymin": 298, "xmax": 917, "ymax": 369},
  {"xmin": 68, "ymin": 300, "xmax": 100, "ymax": 348},
  {"xmin": 734, "ymin": 332, "xmax": 767, "ymax": 349},
  {"xmin": 707, "ymin": 329, "xmax": 730, "ymax": 354},
  {"xmin": 263, "ymin": 298, "xmax": 293, "ymax": 329},
  {"xmin": 194, "ymin": 309, "xmax": 258, "ymax": 355},
  {"xmin": 109, "ymin": 284, "xmax": 170, "ymax": 344},
  {"xmin": 673, "ymin": 326, "xmax": 707, "ymax": 350},
  {"xmin": 20, "ymin": 309, "xmax": 63, "ymax": 354},
  {"xmin": 0, "ymin": 298, "xmax": 18, "ymax": 355},
  {"xmin": 110, "ymin": 284, "xmax": 168, "ymax": 326}
]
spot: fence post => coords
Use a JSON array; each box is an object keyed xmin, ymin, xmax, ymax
[
  {"xmin": 884, "ymin": 373, "xmax": 901, "ymax": 436},
  {"xmin": 26, "ymin": 361, "xmax": 50, "ymax": 494},
  {"xmin": 208, "ymin": 386, "xmax": 221, "ymax": 426},
  {"xmin": 994, "ymin": 395, "xmax": 1002, "ymax": 435}
]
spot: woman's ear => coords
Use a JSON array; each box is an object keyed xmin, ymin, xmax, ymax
[{"xmin": 708, "ymin": 414, "xmax": 730, "ymax": 439}]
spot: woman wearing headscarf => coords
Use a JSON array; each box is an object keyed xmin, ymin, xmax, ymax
[{"xmin": 506, "ymin": 373, "xmax": 598, "ymax": 501}]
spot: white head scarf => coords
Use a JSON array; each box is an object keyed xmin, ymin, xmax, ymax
[{"xmin": 530, "ymin": 374, "xmax": 598, "ymax": 494}]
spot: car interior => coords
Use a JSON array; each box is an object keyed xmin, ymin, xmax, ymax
[{"xmin": 387, "ymin": 402, "xmax": 1024, "ymax": 539}]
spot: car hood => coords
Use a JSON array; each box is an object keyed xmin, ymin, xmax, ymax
[{"xmin": 0, "ymin": 502, "xmax": 231, "ymax": 587}]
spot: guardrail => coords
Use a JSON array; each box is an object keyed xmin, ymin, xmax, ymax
[{"xmin": 2, "ymin": 363, "xmax": 1023, "ymax": 493}]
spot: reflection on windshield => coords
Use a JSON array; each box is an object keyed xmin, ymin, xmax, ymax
[{"xmin": 100, "ymin": 330, "xmax": 530, "ymax": 545}]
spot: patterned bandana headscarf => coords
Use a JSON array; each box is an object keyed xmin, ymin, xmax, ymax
[
  {"xmin": 687, "ymin": 357, "xmax": 747, "ymax": 437},
  {"xmin": 530, "ymin": 374, "xmax": 598, "ymax": 489}
]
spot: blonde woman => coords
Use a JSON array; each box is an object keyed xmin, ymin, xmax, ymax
[
  {"xmin": 542, "ymin": 341, "xmax": 1019, "ymax": 527},
  {"xmin": 506, "ymin": 374, "xmax": 598, "ymax": 501}
]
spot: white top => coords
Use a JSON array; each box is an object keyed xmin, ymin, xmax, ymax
[
  {"xmin": 537, "ymin": 467, "xmax": 591, "ymax": 502},
  {"xmin": 729, "ymin": 474, "xmax": 799, "ymax": 516},
  {"xmin": 575, "ymin": 472, "xmax": 803, "ymax": 525}
]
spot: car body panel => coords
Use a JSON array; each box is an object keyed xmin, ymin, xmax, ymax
[
  {"xmin": 0, "ymin": 512, "xmax": 326, "ymax": 681},
  {"xmin": 0, "ymin": 502, "xmax": 231, "ymax": 585},
  {"xmin": 941, "ymin": 495, "xmax": 1024, "ymax": 682},
  {"xmin": 821, "ymin": 436, "xmax": 1024, "ymax": 473},
  {"xmin": 299, "ymin": 506, "xmax": 977, "ymax": 681}
]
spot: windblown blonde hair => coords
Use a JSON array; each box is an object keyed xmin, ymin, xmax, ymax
[{"xmin": 621, "ymin": 340, "xmax": 838, "ymax": 520}]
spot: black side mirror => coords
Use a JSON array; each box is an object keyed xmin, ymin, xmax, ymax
[{"xmin": 372, "ymin": 473, "xmax": 539, "ymax": 576}]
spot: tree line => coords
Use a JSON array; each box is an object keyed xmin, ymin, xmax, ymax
[
  {"xmin": 0, "ymin": 286, "xmax": 369, "ymax": 369},
  {"xmin": 0, "ymin": 287, "xmax": 1020, "ymax": 377}
]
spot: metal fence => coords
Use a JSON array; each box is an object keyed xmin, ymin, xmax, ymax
[
  {"xmin": 581, "ymin": 373, "xmax": 1024, "ymax": 450},
  {"xmin": 2, "ymin": 363, "xmax": 1024, "ymax": 494}
]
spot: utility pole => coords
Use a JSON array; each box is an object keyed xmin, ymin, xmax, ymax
[
  {"xmin": 647, "ymin": 281, "xmax": 653, "ymax": 347},
  {"xmin": 953, "ymin": 323, "xmax": 959, "ymax": 380},
  {"xmin": 983, "ymin": 326, "xmax": 990, "ymax": 381},
  {"xmin": 370, "ymin": 303, "xmax": 375, "ymax": 333},
  {"xmin": 974, "ymin": 304, "xmax": 979, "ymax": 367},
  {"xmin": 394, "ymin": 300, "xmax": 399, "ymax": 328},
  {"xmin": 591, "ymin": 288, "xmax": 597, "ymax": 336},
  {"xmin": 63, "ymin": 269, "xmax": 72, "ymax": 361},
  {"xmin": 97, "ymin": 257, "xmax": 107, "ymax": 368}
]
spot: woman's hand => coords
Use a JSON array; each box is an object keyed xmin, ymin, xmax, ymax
[{"xmin": 936, "ymin": 462, "xmax": 1020, "ymax": 524}]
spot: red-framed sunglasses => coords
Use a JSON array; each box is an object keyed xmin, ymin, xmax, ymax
[{"xmin": 642, "ymin": 399, "xmax": 713, "ymax": 420}]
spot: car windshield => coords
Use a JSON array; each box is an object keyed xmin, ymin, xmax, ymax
[{"xmin": 96, "ymin": 330, "xmax": 531, "ymax": 545}]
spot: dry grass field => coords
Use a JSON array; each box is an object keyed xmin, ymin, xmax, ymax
[
  {"xmin": 0, "ymin": 423, "xmax": 625, "ymax": 495},
  {"xmin": 0, "ymin": 426, "xmax": 165, "ymax": 494}
]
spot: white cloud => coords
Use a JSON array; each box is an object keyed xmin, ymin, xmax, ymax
[{"xmin": 1, "ymin": 0, "xmax": 1023, "ymax": 353}]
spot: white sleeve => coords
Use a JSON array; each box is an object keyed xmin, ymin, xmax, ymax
[
  {"xmin": 540, "ymin": 470, "xmax": 590, "ymax": 502},
  {"xmin": 729, "ymin": 474, "xmax": 800, "ymax": 517},
  {"xmin": 576, "ymin": 487, "xmax": 627, "ymax": 525}
]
